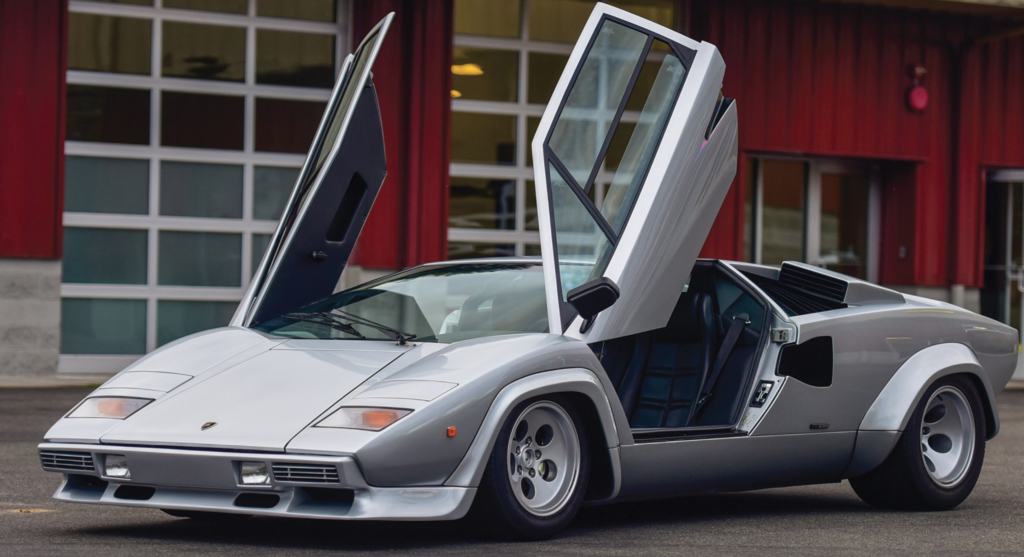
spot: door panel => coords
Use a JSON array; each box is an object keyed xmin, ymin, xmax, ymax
[
  {"xmin": 234, "ymin": 14, "xmax": 393, "ymax": 326},
  {"xmin": 531, "ymin": 4, "xmax": 737, "ymax": 341}
]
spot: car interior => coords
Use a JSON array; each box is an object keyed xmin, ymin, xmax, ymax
[{"xmin": 593, "ymin": 261, "xmax": 768, "ymax": 435}]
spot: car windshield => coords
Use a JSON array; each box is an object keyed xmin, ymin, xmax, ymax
[{"xmin": 252, "ymin": 262, "xmax": 549, "ymax": 343}]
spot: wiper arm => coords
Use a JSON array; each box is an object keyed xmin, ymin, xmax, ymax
[
  {"xmin": 328, "ymin": 309, "xmax": 417, "ymax": 346},
  {"xmin": 282, "ymin": 312, "xmax": 367, "ymax": 340}
]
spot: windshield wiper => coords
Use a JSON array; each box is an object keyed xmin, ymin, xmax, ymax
[
  {"xmin": 282, "ymin": 312, "xmax": 366, "ymax": 340},
  {"xmin": 282, "ymin": 310, "xmax": 417, "ymax": 346},
  {"xmin": 328, "ymin": 309, "xmax": 417, "ymax": 346}
]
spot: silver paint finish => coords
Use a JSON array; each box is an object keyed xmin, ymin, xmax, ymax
[{"xmin": 99, "ymin": 371, "xmax": 191, "ymax": 392}]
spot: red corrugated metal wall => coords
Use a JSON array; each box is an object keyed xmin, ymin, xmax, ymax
[
  {"xmin": 691, "ymin": 0, "xmax": 1020, "ymax": 289},
  {"xmin": 0, "ymin": 0, "xmax": 67, "ymax": 259}
]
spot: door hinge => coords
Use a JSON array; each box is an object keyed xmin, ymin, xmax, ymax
[
  {"xmin": 751, "ymin": 380, "xmax": 773, "ymax": 407},
  {"xmin": 770, "ymin": 328, "xmax": 790, "ymax": 343}
]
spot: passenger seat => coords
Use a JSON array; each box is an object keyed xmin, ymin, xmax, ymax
[{"xmin": 614, "ymin": 292, "xmax": 717, "ymax": 428}]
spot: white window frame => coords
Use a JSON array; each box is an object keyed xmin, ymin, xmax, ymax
[
  {"xmin": 449, "ymin": 0, "xmax": 667, "ymax": 257},
  {"xmin": 749, "ymin": 155, "xmax": 881, "ymax": 283},
  {"xmin": 61, "ymin": 0, "xmax": 350, "ymax": 373}
]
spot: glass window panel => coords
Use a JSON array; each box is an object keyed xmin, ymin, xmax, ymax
[
  {"xmin": 69, "ymin": 13, "xmax": 151, "ymax": 75},
  {"xmin": 61, "ymin": 298, "xmax": 147, "ymax": 355},
  {"xmin": 761, "ymin": 160, "xmax": 807, "ymax": 265},
  {"xmin": 526, "ymin": 116, "xmax": 541, "ymax": 167},
  {"xmin": 527, "ymin": 52, "xmax": 568, "ymax": 105},
  {"xmin": 80, "ymin": 0, "xmax": 151, "ymax": 4},
  {"xmin": 603, "ymin": 121, "xmax": 634, "ymax": 172},
  {"xmin": 159, "ymin": 161, "xmax": 242, "ymax": 219},
  {"xmin": 257, "ymin": 29, "xmax": 335, "ymax": 88},
  {"xmin": 600, "ymin": 44, "xmax": 686, "ymax": 234},
  {"xmin": 525, "ymin": 179, "xmax": 539, "ymax": 231},
  {"xmin": 531, "ymin": 0, "xmax": 675, "ymax": 42},
  {"xmin": 63, "ymin": 227, "xmax": 148, "ymax": 284},
  {"xmin": 524, "ymin": 244, "xmax": 542, "ymax": 256},
  {"xmin": 452, "ymin": 47, "xmax": 519, "ymax": 102},
  {"xmin": 820, "ymin": 173, "xmax": 870, "ymax": 279},
  {"xmin": 549, "ymin": 162, "xmax": 613, "ymax": 299},
  {"xmin": 451, "ymin": 112, "xmax": 516, "ymax": 165},
  {"xmin": 455, "ymin": 0, "xmax": 521, "ymax": 38},
  {"xmin": 158, "ymin": 231, "xmax": 241, "ymax": 287},
  {"xmin": 65, "ymin": 156, "xmax": 149, "ymax": 215},
  {"xmin": 254, "ymin": 166, "xmax": 299, "ymax": 220},
  {"xmin": 255, "ymin": 97, "xmax": 326, "ymax": 153},
  {"xmin": 164, "ymin": 0, "xmax": 247, "ymax": 14},
  {"xmin": 67, "ymin": 85, "xmax": 150, "ymax": 145},
  {"xmin": 448, "ymin": 242, "xmax": 515, "ymax": 260},
  {"xmin": 449, "ymin": 177, "xmax": 516, "ymax": 230},
  {"xmin": 548, "ymin": 20, "xmax": 647, "ymax": 187},
  {"xmin": 257, "ymin": 0, "xmax": 336, "ymax": 22},
  {"xmin": 252, "ymin": 233, "xmax": 272, "ymax": 276},
  {"xmin": 161, "ymin": 91, "xmax": 244, "ymax": 150},
  {"xmin": 157, "ymin": 300, "xmax": 238, "ymax": 346},
  {"xmin": 161, "ymin": 21, "xmax": 245, "ymax": 82}
]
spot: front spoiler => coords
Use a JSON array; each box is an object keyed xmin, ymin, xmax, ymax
[{"xmin": 39, "ymin": 443, "xmax": 474, "ymax": 521}]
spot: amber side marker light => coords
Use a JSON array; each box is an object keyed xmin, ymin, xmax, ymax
[{"xmin": 447, "ymin": 427, "xmax": 457, "ymax": 438}]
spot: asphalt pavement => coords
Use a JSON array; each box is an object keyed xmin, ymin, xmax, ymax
[{"xmin": 2, "ymin": 386, "xmax": 1024, "ymax": 556}]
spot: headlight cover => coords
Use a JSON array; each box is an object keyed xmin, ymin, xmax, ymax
[
  {"xmin": 315, "ymin": 407, "xmax": 412, "ymax": 431},
  {"xmin": 68, "ymin": 396, "xmax": 153, "ymax": 419}
]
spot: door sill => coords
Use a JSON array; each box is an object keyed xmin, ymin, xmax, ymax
[{"xmin": 631, "ymin": 426, "xmax": 742, "ymax": 443}]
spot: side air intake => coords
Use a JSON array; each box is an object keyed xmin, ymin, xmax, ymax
[{"xmin": 778, "ymin": 263, "xmax": 848, "ymax": 305}]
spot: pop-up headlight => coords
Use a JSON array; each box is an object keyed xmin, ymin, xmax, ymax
[
  {"xmin": 104, "ymin": 454, "xmax": 130, "ymax": 479},
  {"xmin": 68, "ymin": 397, "xmax": 152, "ymax": 419},
  {"xmin": 239, "ymin": 462, "xmax": 270, "ymax": 485},
  {"xmin": 315, "ymin": 407, "xmax": 411, "ymax": 431}
]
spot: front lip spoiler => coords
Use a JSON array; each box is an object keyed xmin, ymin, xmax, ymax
[{"xmin": 39, "ymin": 443, "xmax": 474, "ymax": 521}]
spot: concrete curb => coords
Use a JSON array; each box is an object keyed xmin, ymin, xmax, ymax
[{"xmin": 0, "ymin": 375, "xmax": 112, "ymax": 388}]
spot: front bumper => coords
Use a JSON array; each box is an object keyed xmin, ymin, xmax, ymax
[{"xmin": 38, "ymin": 443, "xmax": 474, "ymax": 521}]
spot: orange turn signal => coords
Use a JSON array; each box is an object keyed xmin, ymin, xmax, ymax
[
  {"xmin": 447, "ymin": 426, "xmax": 457, "ymax": 438},
  {"xmin": 362, "ymin": 410, "xmax": 402, "ymax": 428}
]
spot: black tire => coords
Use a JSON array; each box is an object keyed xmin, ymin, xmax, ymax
[
  {"xmin": 850, "ymin": 375, "xmax": 986, "ymax": 510},
  {"xmin": 470, "ymin": 395, "xmax": 591, "ymax": 540},
  {"xmin": 161, "ymin": 509, "xmax": 251, "ymax": 521}
]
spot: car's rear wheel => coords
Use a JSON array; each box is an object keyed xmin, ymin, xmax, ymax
[
  {"xmin": 161, "ymin": 509, "xmax": 251, "ymax": 521},
  {"xmin": 850, "ymin": 375, "xmax": 986, "ymax": 510},
  {"xmin": 471, "ymin": 396, "xmax": 590, "ymax": 540}
]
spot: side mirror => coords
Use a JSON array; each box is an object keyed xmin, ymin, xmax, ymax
[{"xmin": 567, "ymin": 277, "xmax": 620, "ymax": 321}]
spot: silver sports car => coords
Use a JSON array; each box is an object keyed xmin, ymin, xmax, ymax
[{"xmin": 40, "ymin": 4, "xmax": 1019, "ymax": 540}]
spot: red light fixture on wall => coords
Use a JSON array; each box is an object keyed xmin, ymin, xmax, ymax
[{"xmin": 907, "ymin": 65, "xmax": 929, "ymax": 112}]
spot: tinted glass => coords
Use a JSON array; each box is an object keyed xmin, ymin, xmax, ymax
[
  {"xmin": 257, "ymin": 29, "xmax": 335, "ymax": 88},
  {"xmin": 258, "ymin": 0, "xmax": 336, "ymax": 22},
  {"xmin": 254, "ymin": 263, "xmax": 547, "ymax": 343},
  {"xmin": 455, "ymin": 0, "xmax": 521, "ymax": 38},
  {"xmin": 448, "ymin": 242, "xmax": 515, "ymax": 259},
  {"xmin": 761, "ymin": 160, "xmax": 807, "ymax": 265},
  {"xmin": 157, "ymin": 300, "xmax": 238, "ymax": 346},
  {"xmin": 820, "ymin": 173, "xmax": 870, "ymax": 279},
  {"xmin": 527, "ymin": 52, "xmax": 568, "ymax": 105},
  {"xmin": 451, "ymin": 112, "xmax": 517, "ymax": 165},
  {"xmin": 161, "ymin": 91, "xmax": 244, "ymax": 150},
  {"xmin": 69, "ymin": 13, "xmax": 151, "ymax": 75},
  {"xmin": 63, "ymin": 227, "xmax": 148, "ymax": 284},
  {"xmin": 164, "ymin": 0, "xmax": 246, "ymax": 13},
  {"xmin": 65, "ymin": 157, "xmax": 149, "ymax": 215},
  {"xmin": 525, "ymin": 179, "xmax": 539, "ymax": 231},
  {"xmin": 449, "ymin": 177, "xmax": 516, "ymax": 230},
  {"xmin": 254, "ymin": 166, "xmax": 300, "ymax": 220},
  {"xmin": 61, "ymin": 298, "xmax": 147, "ymax": 355},
  {"xmin": 161, "ymin": 21, "xmax": 245, "ymax": 82},
  {"xmin": 80, "ymin": 0, "xmax": 152, "ymax": 4},
  {"xmin": 159, "ymin": 161, "xmax": 243, "ymax": 219},
  {"xmin": 158, "ymin": 231, "xmax": 241, "ymax": 286},
  {"xmin": 255, "ymin": 98, "xmax": 326, "ymax": 153},
  {"xmin": 530, "ymin": 0, "xmax": 675, "ymax": 43},
  {"xmin": 452, "ymin": 47, "xmax": 519, "ymax": 102},
  {"xmin": 548, "ymin": 20, "xmax": 647, "ymax": 187},
  {"xmin": 549, "ymin": 162, "xmax": 613, "ymax": 299},
  {"xmin": 252, "ymin": 233, "xmax": 272, "ymax": 276},
  {"xmin": 67, "ymin": 85, "xmax": 150, "ymax": 145}
]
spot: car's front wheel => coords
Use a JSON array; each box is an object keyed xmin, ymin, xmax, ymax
[
  {"xmin": 850, "ymin": 375, "xmax": 986, "ymax": 510},
  {"xmin": 471, "ymin": 396, "xmax": 590, "ymax": 540}
]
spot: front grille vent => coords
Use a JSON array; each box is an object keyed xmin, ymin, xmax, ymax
[
  {"xmin": 40, "ymin": 450, "xmax": 95, "ymax": 472},
  {"xmin": 272, "ymin": 463, "xmax": 339, "ymax": 483},
  {"xmin": 778, "ymin": 263, "xmax": 848, "ymax": 304}
]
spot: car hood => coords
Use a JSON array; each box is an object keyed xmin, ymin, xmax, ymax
[{"xmin": 100, "ymin": 340, "xmax": 410, "ymax": 451}]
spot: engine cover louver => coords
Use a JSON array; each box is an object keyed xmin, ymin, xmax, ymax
[
  {"xmin": 40, "ymin": 450, "xmax": 95, "ymax": 472},
  {"xmin": 778, "ymin": 263, "xmax": 848, "ymax": 305},
  {"xmin": 272, "ymin": 463, "xmax": 340, "ymax": 483}
]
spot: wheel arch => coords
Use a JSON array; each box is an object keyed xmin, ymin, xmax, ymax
[
  {"xmin": 844, "ymin": 343, "xmax": 998, "ymax": 478},
  {"xmin": 444, "ymin": 368, "xmax": 623, "ymax": 502}
]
